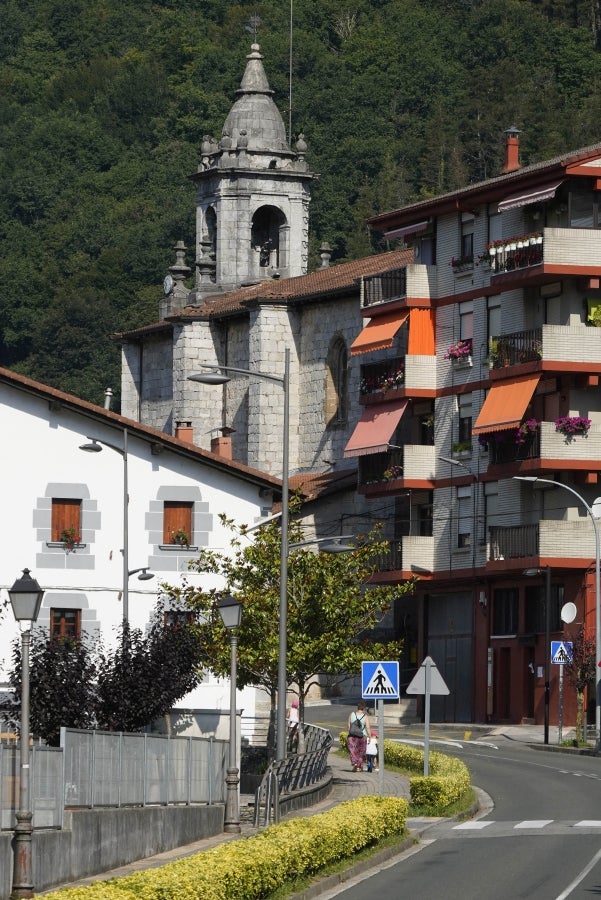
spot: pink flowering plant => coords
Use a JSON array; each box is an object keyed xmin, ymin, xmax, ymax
[
  {"xmin": 382, "ymin": 465, "xmax": 402, "ymax": 481},
  {"xmin": 554, "ymin": 416, "xmax": 591, "ymax": 437},
  {"xmin": 515, "ymin": 418, "xmax": 540, "ymax": 445},
  {"xmin": 444, "ymin": 339, "xmax": 472, "ymax": 361}
]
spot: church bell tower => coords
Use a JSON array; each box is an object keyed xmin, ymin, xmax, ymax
[{"xmin": 190, "ymin": 44, "xmax": 313, "ymax": 296}]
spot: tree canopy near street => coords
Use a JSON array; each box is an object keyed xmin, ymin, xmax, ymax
[
  {"xmin": 3, "ymin": 0, "xmax": 601, "ymax": 402},
  {"xmin": 163, "ymin": 510, "xmax": 412, "ymax": 739}
]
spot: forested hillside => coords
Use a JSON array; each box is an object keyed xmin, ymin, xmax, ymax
[{"xmin": 2, "ymin": 0, "xmax": 601, "ymax": 404}]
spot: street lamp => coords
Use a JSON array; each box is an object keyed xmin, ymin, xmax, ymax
[
  {"xmin": 189, "ymin": 349, "xmax": 291, "ymax": 760},
  {"xmin": 216, "ymin": 594, "xmax": 243, "ymax": 833},
  {"xmin": 80, "ymin": 430, "xmax": 129, "ymax": 625},
  {"xmin": 514, "ymin": 476, "xmax": 601, "ymax": 750},
  {"xmin": 8, "ymin": 568, "xmax": 44, "ymax": 899},
  {"xmin": 523, "ymin": 565, "xmax": 551, "ymax": 745}
]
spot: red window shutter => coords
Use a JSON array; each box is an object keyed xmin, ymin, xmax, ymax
[
  {"xmin": 163, "ymin": 503, "xmax": 193, "ymax": 544},
  {"xmin": 52, "ymin": 500, "xmax": 81, "ymax": 542}
]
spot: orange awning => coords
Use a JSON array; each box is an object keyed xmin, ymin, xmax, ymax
[
  {"xmin": 407, "ymin": 309, "xmax": 436, "ymax": 356},
  {"xmin": 350, "ymin": 311, "xmax": 409, "ymax": 356},
  {"xmin": 344, "ymin": 400, "xmax": 409, "ymax": 457},
  {"xmin": 472, "ymin": 375, "xmax": 541, "ymax": 435}
]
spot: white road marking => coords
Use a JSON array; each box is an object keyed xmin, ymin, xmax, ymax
[
  {"xmin": 554, "ymin": 847, "xmax": 601, "ymax": 900},
  {"xmin": 453, "ymin": 820, "xmax": 494, "ymax": 830},
  {"xmin": 514, "ymin": 820, "xmax": 552, "ymax": 829},
  {"xmin": 574, "ymin": 820, "xmax": 601, "ymax": 827}
]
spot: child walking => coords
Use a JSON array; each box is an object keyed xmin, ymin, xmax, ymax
[{"xmin": 365, "ymin": 730, "xmax": 378, "ymax": 773}]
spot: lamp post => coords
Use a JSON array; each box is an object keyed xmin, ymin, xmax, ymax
[
  {"xmin": 514, "ymin": 476, "xmax": 601, "ymax": 750},
  {"xmin": 8, "ymin": 568, "xmax": 44, "ymax": 899},
  {"xmin": 80, "ymin": 429, "xmax": 129, "ymax": 625},
  {"xmin": 189, "ymin": 349, "xmax": 290, "ymax": 760},
  {"xmin": 216, "ymin": 594, "xmax": 243, "ymax": 833},
  {"xmin": 523, "ymin": 565, "xmax": 551, "ymax": 745}
]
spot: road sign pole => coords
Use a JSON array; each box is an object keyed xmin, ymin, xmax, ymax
[
  {"xmin": 424, "ymin": 658, "xmax": 431, "ymax": 776},
  {"xmin": 558, "ymin": 664, "xmax": 564, "ymax": 745},
  {"xmin": 378, "ymin": 700, "xmax": 384, "ymax": 795}
]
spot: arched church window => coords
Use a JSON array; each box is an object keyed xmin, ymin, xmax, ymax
[
  {"xmin": 251, "ymin": 206, "xmax": 286, "ymax": 268},
  {"xmin": 325, "ymin": 336, "xmax": 348, "ymax": 426}
]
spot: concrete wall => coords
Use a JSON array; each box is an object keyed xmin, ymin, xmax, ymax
[{"xmin": 0, "ymin": 804, "xmax": 224, "ymax": 899}]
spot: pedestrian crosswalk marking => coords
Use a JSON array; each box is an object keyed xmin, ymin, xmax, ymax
[
  {"xmin": 452, "ymin": 820, "xmax": 601, "ymax": 831},
  {"xmin": 454, "ymin": 821, "xmax": 493, "ymax": 829},
  {"xmin": 575, "ymin": 821, "xmax": 601, "ymax": 827},
  {"xmin": 514, "ymin": 820, "xmax": 552, "ymax": 829},
  {"xmin": 363, "ymin": 663, "xmax": 397, "ymax": 696}
]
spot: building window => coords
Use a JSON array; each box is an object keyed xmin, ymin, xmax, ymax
[
  {"xmin": 52, "ymin": 499, "xmax": 82, "ymax": 543},
  {"xmin": 483, "ymin": 481, "xmax": 498, "ymax": 546},
  {"xmin": 325, "ymin": 336, "xmax": 348, "ymax": 426},
  {"xmin": 163, "ymin": 502, "xmax": 193, "ymax": 546},
  {"xmin": 492, "ymin": 588, "xmax": 519, "ymax": 635},
  {"xmin": 459, "ymin": 300, "xmax": 473, "ymax": 341},
  {"xmin": 50, "ymin": 608, "xmax": 81, "ymax": 640},
  {"xmin": 458, "ymin": 393, "xmax": 472, "ymax": 445},
  {"xmin": 524, "ymin": 583, "xmax": 564, "ymax": 633},
  {"xmin": 457, "ymin": 485, "xmax": 472, "ymax": 548},
  {"xmin": 460, "ymin": 214, "xmax": 474, "ymax": 262},
  {"xmin": 487, "ymin": 296, "xmax": 501, "ymax": 344}
]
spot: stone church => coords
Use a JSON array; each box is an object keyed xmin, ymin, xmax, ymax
[{"xmin": 117, "ymin": 44, "xmax": 416, "ymax": 692}]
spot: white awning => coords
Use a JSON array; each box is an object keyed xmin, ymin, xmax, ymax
[
  {"xmin": 498, "ymin": 182, "xmax": 563, "ymax": 213},
  {"xmin": 384, "ymin": 220, "xmax": 429, "ymax": 240}
]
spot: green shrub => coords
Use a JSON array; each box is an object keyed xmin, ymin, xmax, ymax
[
  {"xmin": 42, "ymin": 796, "xmax": 408, "ymax": 900},
  {"xmin": 339, "ymin": 732, "xmax": 471, "ymax": 810}
]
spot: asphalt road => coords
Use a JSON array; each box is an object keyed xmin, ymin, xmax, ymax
[{"xmin": 305, "ymin": 705, "xmax": 601, "ymax": 899}]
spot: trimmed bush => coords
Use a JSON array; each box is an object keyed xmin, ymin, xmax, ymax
[
  {"xmin": 42, "ymin": 796, "xmax": 408, "ymax": 900},
  {"xmin": 339, "ymin": 732, "xmax": 471, "ymax": 809}
]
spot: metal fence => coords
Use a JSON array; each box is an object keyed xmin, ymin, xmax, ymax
[
  {"xmin": 1, "ymin": 728, "xmax": 228, "ymax": 830},
  {"xmin": 254, "ymin": 723, "xmax": 332, "ymax": 827}
]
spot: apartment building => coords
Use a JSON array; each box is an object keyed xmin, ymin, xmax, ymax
[{"xmin": 360, "ymin": 129, "xmax": 601, "ymax": 725}]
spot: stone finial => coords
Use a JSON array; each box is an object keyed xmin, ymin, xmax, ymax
[
  {"xmin": 220, "ymin": 130, "xmax": 232, "ymax": 150},
  {"xmin": 197, "ymin": 233, "xmax": 217, "ymax": 285},
  {"xmin": 237, "ymin": 129, "xmax": 248, "ymax": 150},
  {"xmin": 319, "ymin": 242, "xmax": 332, "ymax": 269},
  {"xmin": 170, "ymin": 240, "xmax": 191, "ymax": 285},
  {"xmin": 295, "ymin": 133, "xmax": 307, "ymax": 156}
]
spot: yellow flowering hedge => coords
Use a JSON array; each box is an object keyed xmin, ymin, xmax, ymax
[
  {"xmin": 41, "ymin": 796, "xmax": 408, "ymax": 900},
  {"xmin": 339, "ymin": 732, "xmax": 471, "ymax": 808}
]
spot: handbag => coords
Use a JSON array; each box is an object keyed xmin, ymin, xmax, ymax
[{"xmin": 348, "ymin": 715, "xmax": 364, "ymax": 738}]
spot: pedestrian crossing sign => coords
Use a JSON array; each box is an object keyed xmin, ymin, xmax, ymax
[
  {"xmin": 361, "ymin": 661, "xmax": 399, "ymax": 699},
  {"xmin": 551, "ymin": 641, "xmax": 573, "ymax": 665}
]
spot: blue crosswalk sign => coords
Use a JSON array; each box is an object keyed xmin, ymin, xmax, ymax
[
  {"xmin": 362, "ymin": 661, "xmax": 399, "ymax": 699},
  {"xmin": 551, "ymin": 641, "xmax": 573, "ymax": 665}
]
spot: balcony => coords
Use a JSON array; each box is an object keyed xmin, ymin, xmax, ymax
[
  {"xmin": 362, "ymin": 264, "xmax": 435, "ymax": 309},
  {"xmin": 359, "ymin": 445, "xmax": 436, "ymax": 490},
  {"xmin": 487, "ymin": 233, "xmax": 543, "ymax": 275},
  {"xmin": 375, "ymin": 535, "xmax": 435, "ymax": 574},
  {"xmin": 360, "ymin": 357, "xmax": 405, "ymax": 398},
  {"xmin": 489, "ymin": 329, "xmax": 542, "ymax": 370},
  {"xmin": 485, "ymin": 422, "xmax": 601, "ymax": 470},
  {"xmin": 489, "ymin": 519, "xmax": 597, "ymax": 563}
]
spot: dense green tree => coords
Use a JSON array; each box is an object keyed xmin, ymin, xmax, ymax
[
  {"xmin": 3, "ymin": 0, "xmax": 601, "ymax": 402},
  {"xmin": 163, "ymin": 507, "xmax": 411, "ymax": 750}
]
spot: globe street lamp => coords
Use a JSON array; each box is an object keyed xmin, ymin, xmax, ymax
[
  {"xmin": 514, "ymin": 476, "xmax": 601, "ymax": 750},
  {"xmin": 189, "ymin": 349, "xmax": 290, "ymax": 761},
  {"xmin": 216, "ymin": 594, "xmax": 243, "ymax": 833},
  {"xmin": 80, "ymin": 430, "xmax": 129, "ymax": 625},
  {"xmin": 8, "ymin": 568, "xmax": 44, "ymax": 899}
]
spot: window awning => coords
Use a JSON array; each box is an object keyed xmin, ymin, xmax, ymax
[
  {"xmin": 407, "ymin": 309, "xmax": 436, "ymax": 356},
  {"xmin": 350, "ymin": 310, "xmax": 410, "ymax": 356},
  {"xmin": 497, "ymin": 181, "xmax": 563, "ymax": 213},
  {"xmin": 383, "ymin": 220, "xmax": 429, "ymax": 240},
  {"xmin": 472, "ymin": 375, "xmax": 541, "ymax": 435},
  {"xmin": 344, "ymin": 400, "xmax": 409, "ymax": 457}
]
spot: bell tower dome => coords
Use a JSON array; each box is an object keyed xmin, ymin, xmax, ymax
[{"xmin": 191, "ymin": 44, "xmax": 313, "ymax": 296}]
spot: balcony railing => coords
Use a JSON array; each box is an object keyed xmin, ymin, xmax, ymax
[
  {"xmin": 488, "ymin": 429, "xmax": 541, "ymax": 464},
  {"xmin": 487, "ymin": 234, "xmax": 543, "ymax": 275},
  {"xmin": 489, "ymin": 524, "xmax": 539, "ymax": 560},
  {"xmin": 360, "ymin": 357, "xmax": 405, "ymax": 396},
  {"xmin": 377, "ymin": 540, "xmax": 403, "ymax": 571},
  {"xmin": 362, "ymin": 267, "xmax": 407, "ymax": 307},
  {"xmin": 359, "ymin": 449, "xmax": 403, "ymax": 485},
  {"xmin": 489, "ymin": 328, "xmax": 542, "ymax": 369}
]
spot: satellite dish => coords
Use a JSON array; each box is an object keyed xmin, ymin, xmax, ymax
[{"xmin": 561, "ymin": 602, "xmax": 577, "ymax": 624}]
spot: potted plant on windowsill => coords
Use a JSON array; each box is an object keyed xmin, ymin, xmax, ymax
[
  {"xmin": 171, "ymin": 528, "xmax": 191, "ymax": 546},
  {"xmin": 59, "ymin": 526, "xmax": 80, "ymax": 553},
  {"xmin": 444, "ymin": 339, "xmax": 473, "ymax": 366},
  {"xmin": 452, "ymin": 441, "xmax": 472, "ymax": 457}
]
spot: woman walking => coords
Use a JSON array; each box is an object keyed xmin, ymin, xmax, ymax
[{"xmin": 347, "ymin": 701, "xmax": 371, "ymax": 771}]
